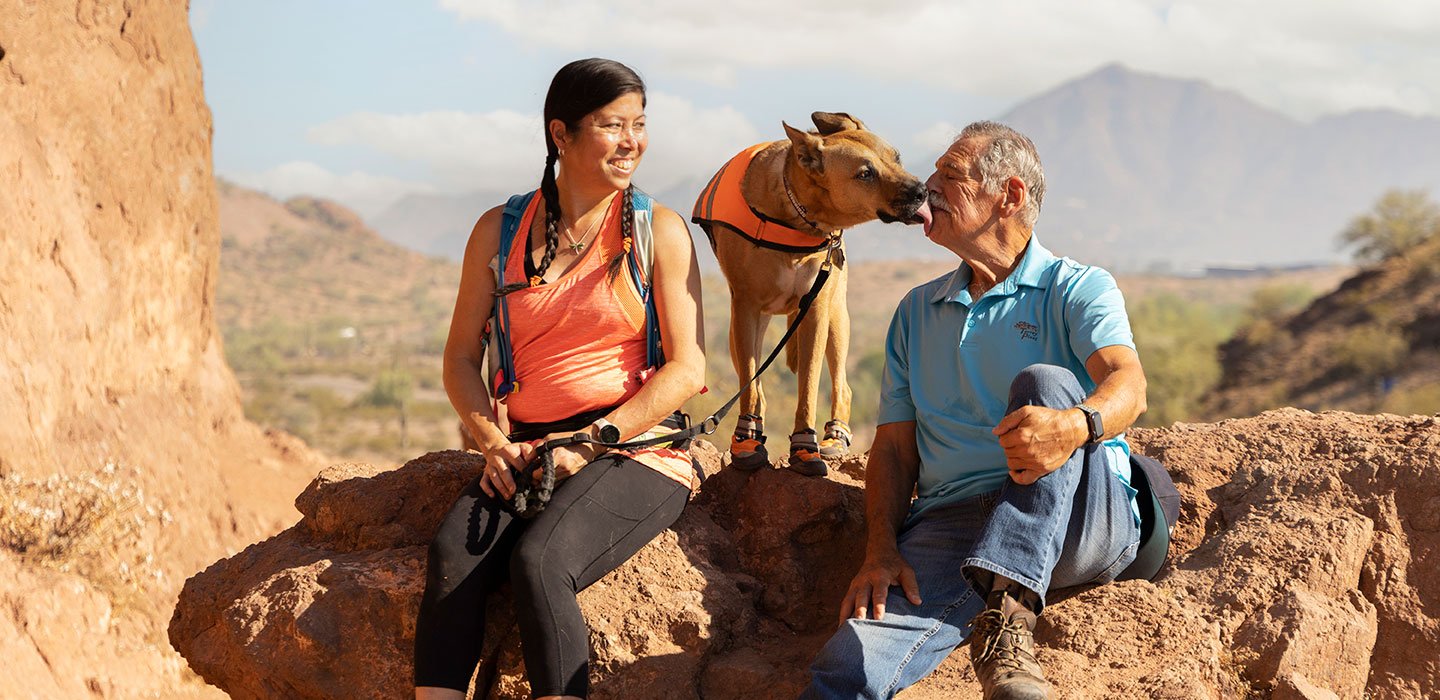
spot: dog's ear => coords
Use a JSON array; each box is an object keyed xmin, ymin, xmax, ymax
[
  {"xmin": 811, "ymin": 112, "xmax": 867, "ymax": 135},
  {"xmin": 784, "ymin": 121, "xmax": 824, "ymax": 173}
]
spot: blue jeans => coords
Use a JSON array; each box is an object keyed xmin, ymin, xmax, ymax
[{"xmin": 800, "ymin": 364, "xmax": 1140, "ymax": 700}]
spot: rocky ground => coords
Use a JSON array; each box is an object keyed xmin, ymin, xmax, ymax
[{"xmin": 170, "ymin": 408, "xmax": 1439, "ymax": 699}]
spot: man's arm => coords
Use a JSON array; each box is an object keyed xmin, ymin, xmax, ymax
[
  {"xmin": 993, "ymin": 345, "xmax": 1147, "ymax": 484},
  {"xmin": 839, "ymin": 420, "xmax": 924, "ymax": 622}
]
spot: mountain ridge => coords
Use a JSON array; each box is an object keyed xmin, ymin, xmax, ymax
[{"xmin": 361, "ymin": 64, "xmax": 1440, "ymax": 272}]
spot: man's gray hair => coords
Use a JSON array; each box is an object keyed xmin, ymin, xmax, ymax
[{"xmin": 957, "ymin": 121, "xmax": 1045, "ymax": 229}]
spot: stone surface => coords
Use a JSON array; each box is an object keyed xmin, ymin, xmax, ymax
[
  {"xmin": 172, "ymin": 409, "xmax": 1440, "ymax": 699},
  {"xmin": 0, "ymin": 2, "xmax": 321, "ymax": 697}
]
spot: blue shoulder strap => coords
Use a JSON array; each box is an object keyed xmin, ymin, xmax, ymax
[
  {"xmin": 626, "ymin": 190, "xmax": 665, "ymax": 370},
  {"xmin": 491, "ymin": 190, "xmax": 536, "ymax": 397}
]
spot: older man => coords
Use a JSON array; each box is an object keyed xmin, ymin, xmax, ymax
[{"xmin": 800, "ymin": 121, "xmax": 1148, "ymax": 700}]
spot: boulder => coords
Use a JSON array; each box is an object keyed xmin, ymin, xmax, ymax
[{"xmin": 172, "ymin": 410, "xmax": 1440, "ymax": 699}]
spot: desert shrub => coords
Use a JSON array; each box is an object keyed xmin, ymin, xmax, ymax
[
  {"xmin": 1380, "ymin": 384, "xmax": 1440, "ymax": 416},
  {"xmin": 362, "ymin": 368, "xmax": 414, "ymax": 409},
  {"xmin": 1338, "ymin": 189, "xmax": 1440, "ymax": 264},
  {"xmin": 1243, "ymin": 283, "xmax": 1317, "ymax": 324},
  {"xmin": 1332, "ymin": 323, "xmax": 1408, "ymax": 378},
  {"xmin": 0, "ymin": 466, "xmax": 137, "ymax": 560},
  {"xmin": 0, "ymin": 463, "xmax": 168, "ymax": 610},
  {"xmin": 1130, "ymin": 293, "xmax": 1240, "ymax": 426}
]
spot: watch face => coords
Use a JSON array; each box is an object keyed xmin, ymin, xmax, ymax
[{"xmin": 598, "ymin": 424, "xmax": 621, "ymax": 443}]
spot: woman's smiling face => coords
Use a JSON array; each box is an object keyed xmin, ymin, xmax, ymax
[{"xmin": 555, "ymin": 91, "xmax": 647, "ymax": 192}]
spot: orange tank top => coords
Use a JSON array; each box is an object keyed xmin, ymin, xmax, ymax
[{"xmin": 501, "ymin": 192, "xmax": 694, "ymax": 488}]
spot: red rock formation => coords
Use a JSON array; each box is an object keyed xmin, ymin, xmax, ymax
[
  {"xmin": 1, "ymin": 2, "xmax": 321, "ymax": 697},
  {"xmin": 170, "ymin": 410, "xmax": 1440, "ymax": 699}
]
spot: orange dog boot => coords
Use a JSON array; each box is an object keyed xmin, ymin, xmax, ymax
[
  {"xmin": 787, "ymin": 429, "xmax": 827, "ymax": 476},
  {"xmin": 819, "ymin": 419, "xmax": 852, "ymax": 458},
  {"xmin": 729, "ymin": 414, "xmax": 769, "ymax": 471}
]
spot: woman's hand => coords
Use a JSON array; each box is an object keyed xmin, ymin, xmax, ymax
[
  {"xmin": 479, "ymin": 442, "xmax": 534, "ymax": 499},
  {"xmin": 538, "ymin": 432, "xmax": 606, "ymax": 481}
]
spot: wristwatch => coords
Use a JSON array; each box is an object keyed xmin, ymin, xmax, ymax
[
  {"xmin": 591, "ymin": 418, "xmax": 621, "ymax": 444},
  {"xmin": 1074, "ymin": 403, "xmax": 1104, "ymax": 445}
]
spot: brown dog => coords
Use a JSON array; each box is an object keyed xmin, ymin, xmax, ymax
[{"xmin": 693, "ymin": 112, "xmax": 929, "ymax": 474}]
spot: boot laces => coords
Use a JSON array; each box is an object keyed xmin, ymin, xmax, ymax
[{"xmin": 970, "ymin": 609, "xmax": 1036, "ymax": 671}]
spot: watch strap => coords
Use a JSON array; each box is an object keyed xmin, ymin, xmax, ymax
[{"xmin": 1075, "ymin": 403, "xmax": 1103, "ymax": 445}]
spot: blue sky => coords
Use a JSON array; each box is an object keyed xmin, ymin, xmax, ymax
[{"xmin": 191, "ymin": 0, "xmax": 1440, "ymax": 219}]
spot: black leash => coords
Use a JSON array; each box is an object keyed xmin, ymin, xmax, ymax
[{"xmin": 504, "ymin": 240, "xmax": 841, "ymax": 518}]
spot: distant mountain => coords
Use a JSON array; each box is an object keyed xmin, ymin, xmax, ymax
[
  {"xmin": 215, "ymin": 180, "xmax": 460, "ymax": 337},
  {"xmin": 368, "ymin": 189, "xmax": 504, "ymax": 260},
  {"xmin": 365, "ymin": 65, "xmax": 1440, "ymax": 270},
  {"xmin": 1006, "ymin": 64, "xmax": 1440, "ymax": 269}
]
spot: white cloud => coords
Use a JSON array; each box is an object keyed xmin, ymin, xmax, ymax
[
  {"xmin": 641, "ymin": 93, "xmax": 761, "ymax": 188},
  {"xmin": 439, "ymin": 0, "xmax": 1440, "ymax": 119},
  {"xmin": 915, "ymin": 122, "xmax": 960, "ymax": 155},
  {"xmin": 225, "ymin": 161, "xmax": 437, "ymax": 220},
  {"xmin": 302, "ymin": 92, "xmax": 761, "ymax": 197},
  {"xmin": 307, "ymin": 109, "xmax": 545, "ymax": 192}
]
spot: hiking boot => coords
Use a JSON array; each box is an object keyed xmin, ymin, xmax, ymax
[
  {"xmin": 786, "ymin": 429, "xmax": 828, "ymax": 476},
  {"xmin": 817, "ymin": 419, "xmax": 852, "ymax": 457},
  {"xmin": 968, "ymin": 589, "xmax": 1051, "ymax": 700},
  {"xmin": 729, "ymin": 414, "xmax": 769, "ymax": 472}
]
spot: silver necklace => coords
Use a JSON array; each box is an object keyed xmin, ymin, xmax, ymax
[{"xmin": 562, "ymin": 211, "xmax": 603, "ymax": 254}]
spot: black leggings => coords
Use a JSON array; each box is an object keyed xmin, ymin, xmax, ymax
[{"xmin": 413, "ymin": 452, "xmax": 689, "ymax": 696}]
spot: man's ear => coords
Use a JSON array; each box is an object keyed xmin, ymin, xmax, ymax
[
  {"xmin": 811, "ymin": 111, "xmax": 867, "ymax": 135},
  {"xmin": 783, "ymin": 121, "xmax": 824, "ymax": 173},
  {"xmin": 1001, "ymin": 176, "xmax": 1027, "ymax": 217}
]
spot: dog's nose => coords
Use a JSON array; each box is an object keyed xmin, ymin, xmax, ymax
[{"xmin": 903, "ymin": 181, "xmax": 927, "ymax": 204}]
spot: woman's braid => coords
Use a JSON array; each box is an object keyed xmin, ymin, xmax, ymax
[
  {"xmin": 607, "ymin": 184, "xmax": 635, "ymax": 281},
  {"xmin": 495, "ymin": 153, "xmax": 563, "ymax": 297}
]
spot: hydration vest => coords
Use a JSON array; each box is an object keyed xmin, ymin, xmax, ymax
[{"xmin": 487, "ymin": 189, "xmax": 663, "ymax": 399}]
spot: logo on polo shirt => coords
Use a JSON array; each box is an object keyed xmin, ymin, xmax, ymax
[{"xmin": 1014, "ymin": 321, "xmax": 1039, "ymax": 341}]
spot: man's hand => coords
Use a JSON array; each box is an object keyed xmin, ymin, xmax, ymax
[
  {"xmin": 839, "ymin": 547, "xmax": 923, "ymax": 623},
  {"xmin": 993, "ymin": 405, "xmax": 1087, "ymax": 485}
]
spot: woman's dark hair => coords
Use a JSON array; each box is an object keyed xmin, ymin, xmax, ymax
[{"xmin": 497, "ymin": 58, "xmax": 646, "ymax": 296}]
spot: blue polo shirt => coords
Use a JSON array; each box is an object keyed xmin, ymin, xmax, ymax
[{"xmin": 878, "ymin": 235, "xmax": 1138, "ymax": 517}]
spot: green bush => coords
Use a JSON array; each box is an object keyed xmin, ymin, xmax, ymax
[
  {"xmin": 1130, "ymin": 293, "xmax": 1240, "ymax": 426},
  {"xmin": 362, "ymin": 369, "xmax": 415, "ymax": 409},
  {"xmin": 1338, "ymin": 189, "xmax": 1440, "ymax": 264},
  {"xmin": 1332, "ymin": 323, "xmax": 1408, "ymax": 378}
]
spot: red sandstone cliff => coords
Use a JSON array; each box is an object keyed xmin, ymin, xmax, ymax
[{"xmin": 0, "ymin": 2, "xmax": 320, "ymax": 697}]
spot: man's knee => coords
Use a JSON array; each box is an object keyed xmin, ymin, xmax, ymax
[
  {"xmin": 802, "ymin": 620, "xmax": 881, "ymax": 700},
  {"xmin": 1008, "ymin": 363, "xmax": 1084, "ymax": 410}
]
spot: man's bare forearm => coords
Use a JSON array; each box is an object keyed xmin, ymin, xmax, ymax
[{"xmin": 864, "ymin": 421, "xmax": 920, "ymax": 554}]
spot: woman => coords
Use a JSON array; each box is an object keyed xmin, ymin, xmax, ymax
[{"xmin": 414, "ymin": 58, "xmax": 705, "ymax": 700}]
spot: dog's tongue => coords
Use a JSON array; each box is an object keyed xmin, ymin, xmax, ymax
[{"xmin": 915, "ymin": 200, "xmax": 933, "ymax": 233}]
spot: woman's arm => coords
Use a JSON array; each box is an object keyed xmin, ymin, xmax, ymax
[
  {"xmin": 444, "ymin": 205, "xmax": 531, "ymax": 496},
  {"xmin": 604, "ymin": 203, "xmax": 707, "ymax": 434}
]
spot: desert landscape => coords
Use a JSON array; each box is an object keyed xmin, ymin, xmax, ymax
[{"xmin": 3, "ymin": 2, "xmax": 1438, "ymax": 699}]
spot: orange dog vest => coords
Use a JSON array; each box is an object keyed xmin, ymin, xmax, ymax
[{"xmin": 692, "ymin": 142, "xmax": 832, "ymax": 254}]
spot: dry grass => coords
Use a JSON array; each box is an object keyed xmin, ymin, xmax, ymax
[{"xmin": 0, "ymin": 462, "xmax": 171, "ymax": 613}]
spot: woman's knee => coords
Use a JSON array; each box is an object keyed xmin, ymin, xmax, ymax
[{"xmin": 509, "ymin": 538, "xmax": 565, "ymax": 593}]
